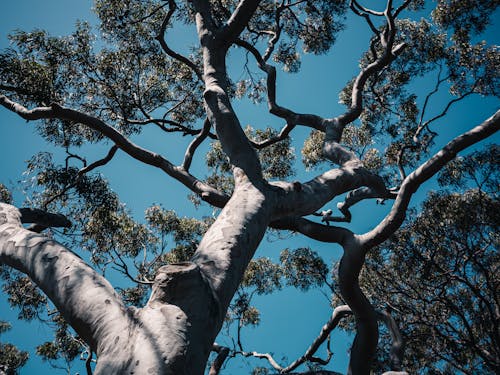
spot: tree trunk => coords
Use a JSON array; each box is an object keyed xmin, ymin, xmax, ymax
[{"xmin": 0, "ymin": 169, "xmax": 271, "ymax": 374}]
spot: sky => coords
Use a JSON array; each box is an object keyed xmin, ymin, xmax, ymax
[{"xmin": 0, "ymin": 1, "xmax": 499, "ymax": 375}]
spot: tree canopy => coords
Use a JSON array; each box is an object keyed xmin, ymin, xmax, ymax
[{"xmin": 0, "ymin": 0, "xmax": 499, "ymax": 374}]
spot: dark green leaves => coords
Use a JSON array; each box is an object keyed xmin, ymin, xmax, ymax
[
  {"xmin": 280, "ymin": 248, "xmax": 328, "ymax": 291},
  {"xmin": 35, "ymin": 314, "xmax": 83, "ymax": 365}
]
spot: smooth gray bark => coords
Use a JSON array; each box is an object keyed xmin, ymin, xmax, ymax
[{"xmin": 1, "ymin": 0, "xmax": 499, "ymax": 373}]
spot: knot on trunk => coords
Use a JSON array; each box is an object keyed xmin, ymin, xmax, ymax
[{"xmin": 148, "ymin": 262, "xmax": 220, "ymax": 318}]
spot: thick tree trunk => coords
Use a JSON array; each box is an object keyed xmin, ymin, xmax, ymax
[{"xmin": 0, "ymin": 169, "xmax": 271, "ymax": 374}]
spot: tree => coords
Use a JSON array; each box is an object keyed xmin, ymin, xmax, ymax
[{"xmin": 0, "ymin": 0, "xmax": 498, "ymax": 374}]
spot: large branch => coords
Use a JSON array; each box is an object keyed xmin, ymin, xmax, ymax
[
  {"xmin": 219, "ymin": 0, "xmax": 263, "ymax": 44},
  {"xmin": 0, "ymin": 204, "xmax": 133, "ymax": 355},
  {"xmin": 269, "ymin": 164, "xmax": 388, "ymax": 220},
  {"xmin": 0, "ymin": 95, "xmax": 229, "ymax": 208},
  {"xmin": 192, "ymin": 4, "xmax": 264, "ymax": 183},
  {"xmin": 359, "ymin": 109, "xmax": 500, "ymax": 249},
  {"xmin": 192, "ymin": 169, "xmax": 271, "ymax": 334}
]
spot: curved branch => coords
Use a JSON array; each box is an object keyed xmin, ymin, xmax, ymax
[
  {"xmin": 0, "ymin": 95, "xmax": 229, "ymax": 208},
  {"xmin": 156, "ymin": 0, "xmax": 203, "ymax": 80},
  {"xmin": 269, "ymin": 163, "xmax": 389, "ymax": 221},
  {"xmin": 330, "ymin": 186, "xmax": 397, "ymax": 223},
  {"xmin": 249, "ymin": 121, "xmax": 295, "ymax": 149},
  {"xmin": 182, "ymin": 118, "xmax": 211, "ymax": 171},
  {"xmin": 235, "ymin": 39, "xmax": 326, "ymax": 130},
  {"xmin": 359, "ymin": 109, "xmax": 500, "ymax": 249},
  {"xmin": 0, "ymin": 203, "xmax": 133, "ymax": 354},
  {"xmin": 78, "ymin": 145, "xmax": 119, "ymax": 176},
  {"xmin": 281, "ymin": 305, "xmax": 352, "ymax": 373}
]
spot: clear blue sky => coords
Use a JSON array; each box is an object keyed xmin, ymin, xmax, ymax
[{"xmin": 0, "ymin": 1, "xmax": 498, "ymax": 374}]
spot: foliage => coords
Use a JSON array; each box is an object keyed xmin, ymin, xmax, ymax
[
  {"xmin": 356, "ymin": 146, "xmax": 500, "ymax": 373},
  {"xmin": 0, "ymin": 321, "xmax": 29, "ymax": 375},
  {"xmin": 0, "ymin": 0, "xmax": 498, "ymax": 373}
]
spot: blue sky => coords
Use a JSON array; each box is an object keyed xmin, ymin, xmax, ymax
[{"xmin": 0, "ymin": 1, "xmax": 499, "ymax": 374}]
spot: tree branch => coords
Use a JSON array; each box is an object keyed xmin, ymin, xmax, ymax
[
  {"xmin": 78, "ymin": 145, "xmax": 119, "ymax": 176},
  {"xmin": 182, "ymin": 118, "xmax": 211, "ymax": 171},
  {"xmin": 235, "ymin": 39, "xmax": 326, "ymax": 131},
  {"xmin": 359, "ymin": 109, "xmax": 500, "ymax": 249},
  {"xmin": 0, "ymin": 95, "xmax": 229, "ymax": 208},
  {"xmin": 270, "ymin": 217, "xmax": 354, "ymax": 247},
  {"xmin": 18, "ymin": 208, "xmax": 72, "ymax": 228},
  {"xmin": 219, "ymin": 0, "xmax": 263, "ymax": 45},
  {"xmin": 0, "ymin": 203, "xmax": 133, "ymax": 354},
  {"xmin": 281, "ymin": 305, "xmax": 352, "ymax": 373},
  {"xmin": 209, "ymin": 344, "xmax": 230, "ymax": 375},
  {"xmin": 156, "ymin": 0, "xmax": 203, "ymax": 81}
]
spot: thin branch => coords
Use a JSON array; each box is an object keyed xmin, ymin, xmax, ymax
[
  {"xmin": 182, "ymin": 118, "xmax": 211, "ymax": 170},
  {"xmin": 124, "ymin": 116, "xmax": 217, "ymax": 139},
  {"xmin": 416, "ymin": 89, "xmax": 476, "ymax": 143},
  {"xmin": 350, "ymin": 1, "xmax": 381, "ymax": 35},
  {"xmin": 130, "ymin": 2, "xmax": 169, "ymax": 25},
  {"xmin": 249, "ymin": 121, "xmax": 295, "ymax": 149},
  {"xmin": 351, "ymin": 0, "xmax": 384, "ymax": 16},
  {"xmin": 281, "ymin": 305, "xmax": 352, "ymax": 372},
  {"xmin": 112, "ymin": 250, "xmax": 153, "ymax": 286},
  {"xmin": 78, "ymin": 145, "xmax": 119, "ymax": 176},
  {"xmin": 234, "ymin": 38, "xmax": 325, "ymax": 130},
  {"xmin": 156, "ymin": 0, "xmax": 203, "ymax": 80},
  {"xmin": 315, "ymin": 186, "xmax": 397, "ymax": 224}
]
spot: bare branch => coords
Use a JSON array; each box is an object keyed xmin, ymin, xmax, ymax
[
  {"xmin": 249, "ymin": 121, "xmax": 294, "ymax": 149},
  {"xmin": 182, "ymin": 118, "xmax": 211, "ymax": 171},
  {"xmin": 112, "ymin": 250, "xmax": 153, "ymax": 286},
  {"xmin": 124, "ymin": 117, "xmax": 217, "ymax": 139},
  {"xmin": 281, "ymin": 305, "xmax": 352, "ymax": 372},
  {"xmin": 78, "ymin": 145, "xmax": 119, "ymax": 176},
  {"xmin": 270, "ymin": 217, "xmax": 354, "ymax": 247},
  {"xmin": 331, "ymin": 186, "xmax": 397, "ymax": 223},
  {"xmin": 416, "ymin": 89, "xmax": 475, "ymax": 143},
  {"xmin": 350, "ymin": 1, "xmax": 382, "ymax": 36},
  {"xmin": 156, "ymin": 0, "xmax": 203, "ymax": 80},
  {"xmin": 351, "ymin": 0, "xmax": 384, "ymax": 16},
  {"xmin": 234, "ymin": 39, "xmax": 325, "ymax": 130}
]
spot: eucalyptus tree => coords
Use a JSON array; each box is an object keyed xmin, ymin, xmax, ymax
[{"xmin": 0, "ymin": 0, "xmax": 499, "ymax": 375}]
